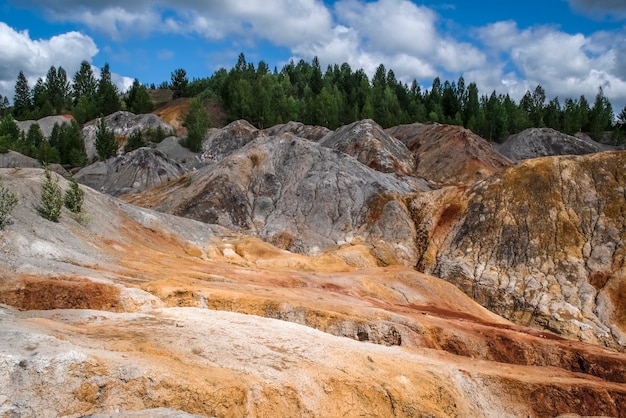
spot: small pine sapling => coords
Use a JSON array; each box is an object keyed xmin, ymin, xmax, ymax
[
  {"xmin": 0, "ymin": 177, "xmax": 18, "ymax": 229},
  {"xmin": 38, "ymin": 164, "xmax": 63, "ymax": 222}
]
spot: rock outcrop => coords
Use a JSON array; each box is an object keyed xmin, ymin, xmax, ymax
[
  {"xmin": 498, "ymin": 127, "xmax": 612, "ymax": 161},
  {"xmin": 75, "ymin": 147, "xmax": 186, "ymax": 196},
  {"xmin": 82, "ymin": 111, "xmax": 175, "ymax": 160},
  {"xmin": 413, "ymin": 151, "xmax": 626, "ymax": 350},
  {"xmin": 1, "ymin": 167, "xmax": 626, "ymax": 418},
  {"xmin": 387, "ymin": 123, "xmax": 513, "ymax": 186},
  {"xmin": 125, "ymin": 134, "xmax": 432, "ymax": 265},
  {"xmin": 263, "ymin": 120, "xmax": 331, "ymax": 142},
  {"xmin": 202, "ymin": 119, "xmax": 263, "ymax": 163},
  {"xmin": 0, "ymin": 150, "xmax": 41, "ymax": 169},
  {"xmin": 319, "ymin": 119, "xmax": 416, "ymax": 175}
]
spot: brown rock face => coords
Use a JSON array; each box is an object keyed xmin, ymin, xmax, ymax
[
  {"xmin": 387, "ymin": 122, "xmax": 513, "ymax": 186},
  {"xmin": 414, "ymin": 151, "xmax": 626, "ymax": 350}
]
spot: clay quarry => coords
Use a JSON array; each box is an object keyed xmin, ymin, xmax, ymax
[{"xmin": 1, "ymin": 104, "xmax": 625, "ymax": 417}]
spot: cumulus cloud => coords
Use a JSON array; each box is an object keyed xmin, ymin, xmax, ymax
[
  {"xmin": 15, "ymin": 0, "xmax": 334, "ymax": 45},
  {"xmin": 476, "ymin": 20, "xmax": 626, "ymax": 109},
  {"xmin": 0, "ymin": 22, "xmax": 99, "ymax": 100}
]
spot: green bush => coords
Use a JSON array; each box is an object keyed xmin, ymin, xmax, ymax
[{"xmin": 0, "ymin": 178, "xmax": 18, "ymax": 229}]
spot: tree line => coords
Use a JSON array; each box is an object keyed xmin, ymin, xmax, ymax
[
  {"xmin": 0, "ymin": 61, "xmax": 156, "ymax": 165},
  {"xmin": 1, "ymin": 54, "xmax": 625, "ymax": 165},
  {"xmin": 178, "ymin": 53, "xmax": 623, "ymax": 143}
]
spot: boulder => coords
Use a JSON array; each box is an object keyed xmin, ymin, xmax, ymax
[
  {"xmin": 319, "ymin": 119, "xmax": 415, "ymax": 175},
  {"xmin": 263, "ymin": 120, "xmax": 331, "ymax": 142},
  {"xmin": 0, "ymin": 150, "xmax": 41, "ymax": 168},
  {"xmin": 201, "ymin": 119, "xmax": 263, "ymax": 163},
  {"xmin": 156, "ymin": 136, "xmax": 210, "ymax": 170}
]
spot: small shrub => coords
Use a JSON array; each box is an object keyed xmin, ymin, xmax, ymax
[
  {"xmin": 64, "ymin": 174, "xmax": 84, "ymax": 214},
  {"xmin": 37, "ymin": 165, "xmax": 63, "ymax": 222},
  {"xmin": 0, "ymin": 178, "xmax": 18, "ymax": 229},
  {"xmin": 124, "ymin": 129, "xmax": 145, "ymax": 153}
]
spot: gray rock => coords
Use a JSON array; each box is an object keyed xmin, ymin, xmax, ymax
[
  {"xmin": 263, "ymin": 121, "xmax": 331, "ymax": 142},
  {"xmin": 498, "ymin": 127, "xmax": 612, "ymax": 161},
  {"xmin": 156, "ymin": 136, "xmax": 210, "ymax": 170},
  {"xmin": 0, "ymin": 150, "xmax": 41, "ymax": 168},
  {"xmin": 16, "ymin": 115, "xmax": 75, "ymax": 138},
  {"xmin": 75, "ymin": 147, "xmax": 186, "ymax": 196},
  {"xmin": 202, "ymin": 119, "xmax": 263, "ymax": 163}
]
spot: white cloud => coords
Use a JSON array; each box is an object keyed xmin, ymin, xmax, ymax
[{"xmin": 0, "ymin": 22, "xmax": 99, "ymax": 101}]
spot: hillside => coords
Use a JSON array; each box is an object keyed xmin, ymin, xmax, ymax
[{"xmin": 1, "ymin": 167, "xmax": 626, "ymax": 417}]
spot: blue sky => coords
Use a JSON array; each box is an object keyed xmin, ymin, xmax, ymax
[{"xmin": 1, "ymin": 0, "xmax": 626, "ymax": 111}]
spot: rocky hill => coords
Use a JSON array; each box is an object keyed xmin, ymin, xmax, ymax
[
  {"xmin": 387, "ymin": 122, "xmax": 513, "ymax": 186},
  {"xmin": 74, "ymin": 147, "xmax": 187, "ymax": 196},
  {"xmin": 412, "ymin": 151, "xmax": 626, "ymax": 350},
  {"xmin": 498, "ymin": 127, "xmax": 614, "ymax": 161},
  {"xmin": 124, "ymin": 133, "xmax": 432, "ymax": 266},
  {"xmin": 1, "ymin": 167, "xmax": 626, "ymax": 417}
]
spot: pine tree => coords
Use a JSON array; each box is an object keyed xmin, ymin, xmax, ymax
[
  {"xmin": 96, "ymin": 63, "xmax": 121, "ymax": 116},
  {"xmin": 72, "ymin": 61, "xmax": 98, "ymax": 123},
  {"xmin": 64, "ymin": 174, "xmax": 84, "ymax": 214},
  {"xmin": 95, "ymin": 117, "xmax": 118, "ymax": 160},
  {"xmin": 13, "ymin": 71, "xmax": 32, "ymax": 120},
  {"xmin": 37, "ymin": 164, "xmax": 63, "ymax": 222},
  {"xmin": 171, "ymin": 68, "xmax": 189, "ymax": 99},
  {"xmin": 73, "ymin": 61, "xmax": 98, "ymax": 102},
  {"xmin": 124, "ymin": 129, "xmax": 145, "ymax": 153},
  {"xmin": 183, "ymin": 97, "xmax": 210, "ymax": 152},
  {"xmin": 125, "ymin": 79, "xmax": 153, "ymax": 114},
  {"xmin": 0, "ymin": 95, "xmax": 9, "ymax": 117}
]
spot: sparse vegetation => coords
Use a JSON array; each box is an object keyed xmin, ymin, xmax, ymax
[
  {"xmin": 37, "ymin": 164, "xmax": 63, "ymax": 222},
  {"xmin": 124, "ymin": 129, "xmax": 145, "ymax": 153},
  {"xmin": 0, "ymin": 177, "xmax": 18, "ymax": 229},
  {"xmin": 146, "ymin": 125, "xmax": 170, "ymax": 143}
]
